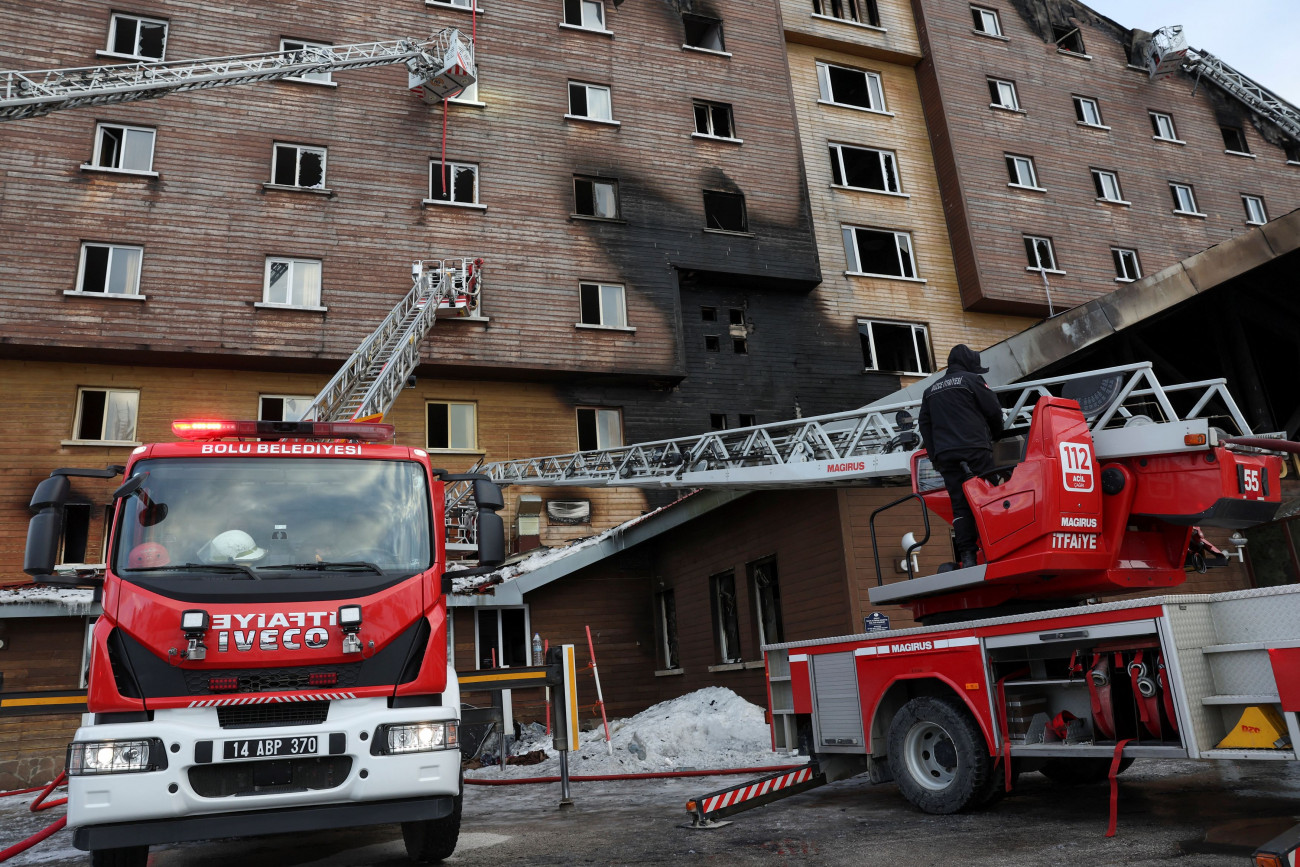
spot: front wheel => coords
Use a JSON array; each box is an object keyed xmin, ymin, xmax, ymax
[
  {"xmin": 887, "ymin": 695, "xmax": 992, "ymax": 814},
  {"xmin": 402, "ymin": 785, "xmax": 463, "ymax": 863},
  {"xmin": 91, "ymin": 846, "xmax": 149, "ymax": 867}
]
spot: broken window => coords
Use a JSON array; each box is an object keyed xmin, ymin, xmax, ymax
[
  {"xmin": 703, "ymin": 190, "xmax": 747, "ymax": 232},
  {"xmin": 578, "ymin": 282, "xmax": 627, "ymax": 328},
  {"xmin": 568, "ymin": 81, "xmax": 613, "ymax": 120},
  {"xmin": 733, "ymin": 338, "xmax": 748, "ymax": 354},
  {"xmin": 829, "ymin": 143, "xmax": 899, "ymax": 193},
  {"xmin": 91, "ymin": 123, "xmax": 155, "ymax": 172},
  {"xmin": 738, "ymin": 413, "xmax": 756, "ymax": 427},
  {"xmin": 272, "ymin": 143, "xmax": 326, "ymax": 189},
  {"xmin": 1023, "ymin": 235, "xmax": 1058, "ymax": 271},
  {"xmin": 693, "ymin": 101, "xmax": 735, "ymax": 139},
  {"xmin": 701, "ymin": 306, "xmax": 717, "ymax": 322},
  {"xmin": 263, "ymin": 257, "xmax": 322, "ymax": 307},
  {"xmin": 970, "ymin": 6, "xmax": 1001, "ymax": 36},
  {"xmin": 728, "ymin": 308, "xmax": 744, "ymax": 325},
  {"xmin": 564, "ymin": 0, "xmax": 605, "ymax": 30},
  {"xmin": 705, "ymin": 334, "xmax": 721, "ymax": 351},
  {"xmin": 1111, "ymin": 248, "xmax": 1141, "ymax": 282},
  {"xmin": 683, "ymin": 15, "xmax": 725, "ymax": 52},
  {"xmin": 813, "ymin": 0, "xmax": 880, "ymax": 26},
  {"xmin": 281, "ymin": 39, "xmax": 333, "ymax": 84},
  {"xmin": 574, "ymin": 176, "xmax": 619, "ymax": 219},
  {"xmin": 1073, "ymin": 96, "xmax": 1103, "ymax": 126},
  {"xmin": 1170, "ymin": 182, "xmax": 1200, "ymax": 215},
  {"xmin": 750, "ymin": 558, "xmax": 784, "ymax": 646},
  {"xmin": 74, "ymin": 387, "xmax": 139, "ymax": 442},
  {"xmin": 60, "ymin": 503, "xmax": 92, "ymax": 565},
  {"xmin": 988, "ymin": 78, "xmax": 1019, "ymax": 110},
  {"xmin": 475, "ymin": 607, "xmax": 529, "ymax": 670},
  {"xmin": 817, "ymin": 62, "xmax": 886, "ymax": 111},
  {"xmin": 1091, "ymin": 169, "xmax": 1124, "ymax": 202},
  {"xmin": 1243, "ymin": 195, "xmax": 1268, "ymax": 225},
  {"xmin": 78, "ymin": 242, "xmax": 143, "ymax": 295},
  {"xmin": 710, "ymin": 570, "xmax": 743, "ymax": 664},
  {"xmin": 656, "ymin": 590, "xmax": 680, "ymax": 670},
  {"xmin": 1053, "ymin": 24, "xmax": 1085, "ymax": 54},
  {"xmin": 859, "ymin": 319, "xmax": 933, "ymax": 374},
  {"xmin": 259, "ymin": 395, "xmax": 316, "ymax": 422},
  {"xmin": 1221, "ymin": 126, "xmax": 1250, "ymax": 154},
  {"xmin": 577, "ymin": 407, "xmax": 622, "ymax": 450},
  {"xmin": 1005, "ymin": 154, "xmax": 1038, "ymax": 188},
  {"xmin": 108, "ymin": 12, "xmax": 167, "ymax": 60},
  {"xmin": 429, "ymin": 161, "xmax": 479, "ymax": 205},
  {"xmin": 710, "ymin": 413, "xmax": 728, "ymax": 430},
  {"xmin": 427, "ymin": 401, "xmax": 477, "ymax": 450},
  {"xmin": 1150, "ymin": 111, "xmax": 1178, "ymax": 141},
  {"xmin": 842, "ymin": 226, "xmax": 917, "ymax": 279}
]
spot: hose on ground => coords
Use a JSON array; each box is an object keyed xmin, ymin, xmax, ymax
[
  {"xmin": 0, "ymin": 772, "xmax": 70, "ymax": 864},
  {"xmin": 465, "ymin": 763, "xmax": 803, "ymax": 785}
]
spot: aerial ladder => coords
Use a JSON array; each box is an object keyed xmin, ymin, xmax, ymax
[{"xmin": 1145, "ymin": 25, "xmax": 1300, "ymax": 143}]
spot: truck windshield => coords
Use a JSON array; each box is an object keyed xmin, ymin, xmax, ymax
[{"xmin": 113, "ymin": 457, "xmax": 433, "ymax": 578}]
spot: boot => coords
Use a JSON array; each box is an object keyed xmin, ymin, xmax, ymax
[{"xmin": 959, "ymin": 549, "xmax": 979, "ymax": 569}]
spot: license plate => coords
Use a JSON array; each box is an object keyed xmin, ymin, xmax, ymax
[{"xmin": 222, "ymin": 735, "xmax": 320, "ymax": 760}]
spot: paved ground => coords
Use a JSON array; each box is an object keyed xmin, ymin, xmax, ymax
[{"xmin": 5, "ymin": 760, "xmax": 1300, "ymax": 865}]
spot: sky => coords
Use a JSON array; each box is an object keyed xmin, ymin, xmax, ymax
[{"xmin": 1084, "ymin": 0, "xmax": 1300, "ymax": 106}]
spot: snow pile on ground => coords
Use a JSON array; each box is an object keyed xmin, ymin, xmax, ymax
[{"xmin": 465, "ymin": 687, "xmax": 802, "ymax": 779}]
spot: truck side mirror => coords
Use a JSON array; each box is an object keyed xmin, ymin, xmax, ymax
[
  {"xmin": 474, "ymin": 480, "xmax": 505, "ymax": 567},
  {"xmin": 24, "ymin": 474, "xmax": 70, "ymax": 578}
]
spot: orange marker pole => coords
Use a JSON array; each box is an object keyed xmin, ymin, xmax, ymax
[{"xmin": 586, "ymin": 625, "xmax": 613, "ymax": 756}]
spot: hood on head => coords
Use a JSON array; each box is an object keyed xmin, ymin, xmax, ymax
[{"xmin": 947, "ymin": 344, "xmax": 988, "ymax": 374}]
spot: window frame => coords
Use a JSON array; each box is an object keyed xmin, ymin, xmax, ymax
[
  {"xmin": 577, "ymin": 281, "xmax": 630, "ymax": 330},
  {"xmin": 1090, "ymin": 168, "xmax": 1128, "ymax": 204},
  {"xmin": 71, "ymin": 387, "xmax": 141, "ymax": 444},
  {"xmin": 829, "ymin": 142, "xmax": 902, "ymax": 195},
  {"xmin": 87, "ymin": 122, "xmax": 156, "ymax": 174},
  {"xmin": 280, "ymin": 39, "xmax": 335, "ymax": 85},
  {"xmin": 1005, "ymin": 153, "xmax": 1041, "ymax": 190},
  {"xmin": 682, "ymin": 13, "xmax": 728, "ymax": 54},
  {"xmin": 970, "ymin": 5, "xmax": 1002, "ymax": 37},
  {"xmin": 812, "ymin": 0, "xmax": 882, "ymax": 28},
  {"xmin": 749, "ymin": 557, "xmax": 784, "ymax": 648},
  {"xmin": 709, "ymin": 570, "xmax": 743, "ymax": 665},
  {"xmin": 261, "ymin": 256, "xmax": 324, "ymax": 310},
  {"xmin": 258, "ymin": 395, "xmax": 317, "ymax": 422},
  {"xmin": 270, "ymin": 142, "xmax": 328, "ymax": 190},
  {"xmin": 1149, "ymin": 111, "xmax": 1181, "ymax": 143},
  {"xmin": 573, "ymin": 176, "xmax": 621, "ymax": 220},
  {"xmin": 1221, "ymin": 126, "xmax": 1252, "ymax": 156},
  {"xmin": 1169, "ymin": 182, "xmax": 1204, "ymax": 217},
  {"xmin": 1111, "ymin": 247, "xmax": 1141, "ymax": 283},
  {"xmin": 427, "ymin": 160, "xmax": 481, "ymax": 207},
  {"xmin": 577, "ymin": 408, "xmax": 621, "ymax": 452},
  {"xmin": 473, "ymin": 606, "xmax": 531, "ymax": 671},
  {"xmin": 1073, "ymin": 95, "xmax": 1106, "ymax": 128},
  {"xmin": 104, "ymin": 12, "xmax": 168, "ymax": 61},
  {"xmin": 1023, "ymin": 234, "xmax": 1061, "ymax": 273},
  {"xmin": 692, "ymin": 100, "xmax": 738, "ymax": 141},
  {"xmin": 562, "ymin": 0, "xmax": 607, "ymax": 32},
  {"xmin": 816, "ymin": 61, "xmax": 888, "ymax": 113},
  {"xmin": 702, "ymin": 190, "xmax": 749, "ymax": 234},
  {"xmin": 842, "ymin": 225, "xmax": 920, "ymax": 281},
  {"xmin": 1052, "ymin": 24, "xmax": 1086, "ymax": 55},
  {"xmin": 426, "ymin": 400, "xmax": 479, "ymax": 451},
  {"xmin": 1243, "ymin": 194, "xmax": 1268, "ymax": 226},
  {"xmin": 655, "ymin": 589, "xmax": 680, "ymax": 672},
  {"xmin": 858, "ymin": 318, "xmax": 933, "ymax": 375},
  {"xmin": 74, "ymin": 242, "xmax": 144, "ymax": 297},
  {"xmin": 987, "ymin": 77, "xmax": 1020, "ymax": 111},
  {"xmin": 567, "ymin": 81, "xmax": 616, "ymax": 123}
]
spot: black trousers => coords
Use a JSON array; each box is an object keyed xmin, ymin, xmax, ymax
[{"xmin": 934, "ymin": 448, "xmax": 996, "ymax": 556}]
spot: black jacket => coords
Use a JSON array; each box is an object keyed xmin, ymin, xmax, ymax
[{"xmin": 918, "ymin": 346, "xmax": 1004, "ymax": 461}]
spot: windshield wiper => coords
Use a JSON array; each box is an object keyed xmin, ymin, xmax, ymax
[
  {"xmin": 258, "ymin": 561, "xmax": 386, "ymax": 576},
  {"xmin": 126, "ymin": 563, "xmax": 261, "ymax": 580}
]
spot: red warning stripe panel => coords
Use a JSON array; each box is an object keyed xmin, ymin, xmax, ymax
[{"xmin": 702, "ymin": 767, "xmax": 812, "ymax": 815}]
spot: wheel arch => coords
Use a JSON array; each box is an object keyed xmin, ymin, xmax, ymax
[{"xmin": 868, "ymin": 674, "xmax": 995, "ymax": 758}]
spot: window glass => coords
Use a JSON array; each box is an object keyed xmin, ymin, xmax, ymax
[
  {"xmin": 693, "ymin": 101, "xmax": 734, "ymax": 138},
  {"xmin": 1150, "ymin": 112, "xmax": 1177, "ymax": 140},
  {"xmin": 109, "ymin": 13, "xmax": 167, "ymax": 59},
  {"xmin": 1024, "ymin": 236, "xmax": 1056, "ymax": 270},
  {"xmin": 1005, "ymin": 155, "xmax": 1037, "ymax": 187},
  {"xmin": 988, "ymin": 79, "xmax": 1018, "ymax": 110},
  {"xmin": 710, "ymin": 570, "xmax": 742, "ymax": 664},
  {"xmin": 1111, "ymin": 248, "xmax": 1141, "ymax": 281},
  {"xmin": 430, "ymin": 162, "xmax": 479, "ymax": 204},
  {"xmin": 264, "ymin": 258, "xmax": 322, "ymax": 307},
  {"xmin": 427, "ymin": 401, "xmax": 477, "ymax": 450},
  {"xmin": 259, "ymin": 396, "xmax": 316, "ymax": 422},
  {"xmin": 76, "ymin": 388, "xmax": 139, "ymax": 441},
  {"xmin": 657, "ymin": 590, "xmax": 679, "ymax": 669},
  {"xmin": 80, "ymin": 244, "xmax": 143, "ymax": 295},
  {"xmin": 750, "ymin": 558, "xmax": 783, "ymax": 646},
  {"xmin": 971, "ymin": 6, "xmax": 1001, "ymax": 35},
  {"xmin": 817, "ymin": 62, "xmax": 885, "ymax": 111},
  {"xmin": 576, "ymin": 407, "xmax": 621, "ymax": 450}
]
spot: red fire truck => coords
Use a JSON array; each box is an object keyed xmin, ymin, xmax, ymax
[{"xmin": 25, "ymin": 418, "xmax": 506, "ymax": 867}]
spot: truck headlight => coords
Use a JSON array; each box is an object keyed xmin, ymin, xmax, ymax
[
  {"xmin": 67, "ymin": 738, "xmax": 166, "ymax": 775},
  {"xmin": 373, "ymin": 722, "xmax": 458, "ymax": 755}
]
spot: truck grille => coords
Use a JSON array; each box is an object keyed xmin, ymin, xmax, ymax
[
  {"xmin": 183, "ymin": 663, "xmax": 362, "ymax": 695},
  {"xmin": 189, "ymin": 756, "xmax": 352, "ymax": 798},
  {"xmin": 217, "ymin": 701, "xmax": 330, "ymax": 729}
]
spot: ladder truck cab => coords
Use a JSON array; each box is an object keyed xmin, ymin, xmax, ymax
[
  {"xmin": 24, "ymin": 418, "xmax": 506, "ymax": 866},
  {"xmin": 754, "ymin": 393, "xmax": 1299, "ymax": 820}
]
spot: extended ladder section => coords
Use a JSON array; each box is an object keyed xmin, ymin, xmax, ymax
[
  {"xmin": 0, "ymin": 30, "xmax": 475, "ymax": 121},
  {"xmin": 307, "ymin": 258, "xmax": 482, "ymax": 423},
  {"xmin": 1146, "ymin": 26, "xmax": 1300, "ymax": 142},
  {"xmin": 468, "ymin": 364, "xmax": 1263, "ymax": 494}
]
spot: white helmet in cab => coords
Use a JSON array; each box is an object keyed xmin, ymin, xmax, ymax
[{"xmin": 203, "ymin": 529, "xmax": 266, "ymax": 563}]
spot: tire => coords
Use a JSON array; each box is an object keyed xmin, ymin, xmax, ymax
[
  {"xmin": 977, "ymin": 758, "xmax": 1021, "ymax": 806},
  {"xmin": 1039, "ymin": 756, "xmax": 1134, "ymax": 785},
  {"xmin": 887, "ymin": 695, "xmax": 992, "ymax": 814},
  {"xmin": 402, "ymin": 781, "xmax": 463, "ymax": 863},
  {"xmin": 90, "ymin": 846, "xmax": 149, "ymax": 867}
]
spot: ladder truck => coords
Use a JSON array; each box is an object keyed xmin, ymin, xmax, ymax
[
  {"xmin": 467, "ymin": 364, "xmax": 1300, "ymax": 848},
  {"xmin": 23, "ymin": 258, "xmax": 504, "ymax": 867}
]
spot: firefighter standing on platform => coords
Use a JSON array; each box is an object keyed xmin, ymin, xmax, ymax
[{"xmin": 918, "ymin": 344, "xmax": 1004, "ymax": 569}]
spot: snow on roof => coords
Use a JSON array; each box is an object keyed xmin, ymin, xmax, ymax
[{"xmin": 0, "ymin": 584, "xmax": 99, "ymax": 616}]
